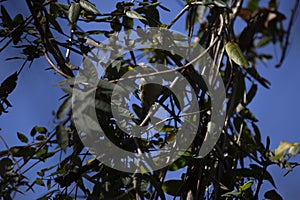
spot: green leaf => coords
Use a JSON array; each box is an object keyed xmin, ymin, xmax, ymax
[
  {"xmin": 126, "ymin": 10, "xmax": 146, "ymax": 21},
  {"xmin": 239, "ymin": 180, "xmax": 254, "ymax": 192},
  {"xmin": 79, "ymin": 0, "xmax": 100, "ymax": 14},
  {"xmin": 288, "ymin": 143, "xmax": 300, "ymax": 157},
  {"xmin": 168, "ymin": 156, "xmax": 188, "ymax": 171},
  {"xmin": 225, "ymin": 41, "xmax": 249, "ymax": 68},
  {"xmin": 17, "ymin": 132, "xmax": 29, "ymax": 143},
  {"xmin": 271, "ymin": 141, "xmax": 292, "ymax": 161},
  {"xmin": 68, "ymin": 2, "xmax": 81, "ymax": 24},
  {"xmin": 264, "ymin": 190, "xmax": 283, "ymax": 200},
  {"xmin": 34, "ymin": 126, "xmax": 48, "ymax": 134},
  {"xmin": 162, "ymin": 180, "xmax": 183, "ymax": 196},
  {"xmin": 247, "ymin": 0, "xmax": 260, "ymax": 11},
  {"xmin": 122, "ymin": 16, "xmax": 134, "ymax": 31},
  {"xmin": 35, "ymin": 178, "xmax": 45, "ymax": 186},
  {"xmin": 1, "ymin": 5, "xmax": 12, "ymax": 28},
  {"xmin": 221, "ymin": 190, "xmax": 241, "ymax": 197}
]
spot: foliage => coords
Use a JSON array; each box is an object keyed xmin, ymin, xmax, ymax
[{"xmin": 0, "ymin": 0, "xmax": 299, "ymax": 199}]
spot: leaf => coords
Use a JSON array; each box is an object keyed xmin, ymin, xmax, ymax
[
  {"xmin": 55, "ymin": 125, "xmax": 69, "ymax": 151},
  {"xmin": 238, "ymin": 8, "xmax": 253, "ymax": 21},
  {"xmin": 126, "ymin": 10, "xmax": 146, "ymax": 21},
  {"xmin": 264, "ymin": 190, "xmax": 283, "ymax": 200},
  {"xmin": 48, "ymin": 14, "xmax": 63, "ymax": 34},
  {"xmin": 225, "ymin": 42, "xmax": 249, "ymax": 68},
  {"xmin": 35, "ymin": 178, "xmax": 45, "ymax": 186},
  {"xmin": 68, "ymin": 3, "xmax": 81, "ymax": 24},
  {"xmin": 221, "ymin": 190, "xmax": 241, "ymax": 197},
  {"xmin": 162, "ymin": 180, "xmax": 183, "ymax": 196},
  {"xmin": 79, "ymin": 0, "xmax": 100, "ymax": 14},
  {"xmin": 271, "ymin": 141, "xmax": 292, "ymax": 161},
  {"xmin": 34, "ymin": 126, "xmax": 48, "ymax": 134},
  {"xmin": 0, "ymin": 72, "xmax": 18, "ymax": 98},
  {"xmin": 82, "ymin": 55, "xmax": 98, "ymax": 82},
  {"xmin": 122, "ymin": 16, "xmax": 133, "ymax": 31},
  {"xmin": 246, "ymin": 67, "xmax": 271, "ymax": 89},
  {"xmin": 158, "ymin": 4, "xmax": 171, "ymax": 12},
  {"xmin": 1, "ymin": 5, "xmax": 12, "ymax": 28},
  {"xmin": 245, "ymin": 84, "xmax": 257, "ymax": 105},
  {"xmin": 212, "ymin": 0, "xmax": 228, "ymax": 8},
  {"xmin": 239, "ymin": 180, "xmax": 254, "ymax": 192},
  {"xmin": 247, "ymin": 0, "xmax": 260, "ymax": 11},
  {"xmin": 168, "ymin": 156, "xmax": 188, "ymax": 171},
  {"xmin": 56, "ymin": 95, "xmax": 72, "ymax": 119},
  {"xmin": 12, "ymin": 14, "xmax": 23, "ymax": 28},
  {"xmin": 140, "ymin": 174, "xmax": 166, "ymax": 200},
  {"xmin": 17, "ymin": 132, "xmax": 29, "ymax": 143},
  {"xmin": 10, "ymin": 146, "xmax": 35, "ymax": 158},
  {"xmin": 288, "ymin": 143, "xmax": 300, "ymax": 157}
]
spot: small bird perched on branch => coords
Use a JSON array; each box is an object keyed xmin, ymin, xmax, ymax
[{"xmin": 138, "ymin": 63, "xmax": 163, "ymax": 125}]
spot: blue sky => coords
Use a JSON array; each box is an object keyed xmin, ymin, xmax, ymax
[{"xmin": 0, "ymin": 0, "xmax": 299, "ymax": 199}]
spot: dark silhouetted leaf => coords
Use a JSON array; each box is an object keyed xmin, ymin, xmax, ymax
[
  {"xmin": 1, "ymin": 5, "xmax": 12, "ymax": 28},
  {"xmin": 0, "ymin": 72, "xmax": 18, "ymax": 98},
  {"xmin": 246, "ymin": 68, "xmax": 271, "ymax": 89},
  {"xmin": 162, "ymin": 180, "xmax": 183, "ymax": 196},
  {"xmin": 17, "ymin": 132, "xmax": 29, "ymax": 143},
  {"xmin": 264, "ymin": 190, "xmax": 283, "ymax": 200}
]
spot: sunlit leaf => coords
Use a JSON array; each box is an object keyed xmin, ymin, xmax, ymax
[
  {"xmin": 79, "ymin": 0, "xmax": 100, "ymax": 14},
  {"xmin": 239, "ymin": 180, "xmax": 254, "ymax": 192},
  {"xmin": 221, "ymin": 190, "xmax": 241, "ymax": 197},
  {"xmin": 225, "ymin": 41, "xmax": 249, "ymax": 68},
  {"xmin": 288, "ymin": 143, "xmax": 300, "ymax": 157},
  {"xmin": 271, "ymin": 141, "xmax": 292, "ymax": 161},
  {"xmin": 68, "ymin": 3, "xmax": 81, "ymax": 24},
  {"xmin": 126, "ymin": 10, "xmax": 146, "ymax": 21}
]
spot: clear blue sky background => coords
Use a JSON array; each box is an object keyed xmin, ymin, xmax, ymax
[{"xmin": 0, "ymin": 0, "xmax": 299, "ymax": 199}]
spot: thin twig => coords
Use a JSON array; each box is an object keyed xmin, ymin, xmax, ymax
[
  {"xmin": 44, "ymin": 51, "xmax": 72, "ymax": 79},
  {"xmin": 276, "ymin": 0, "xmax": 300, "ymax": 67}
]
